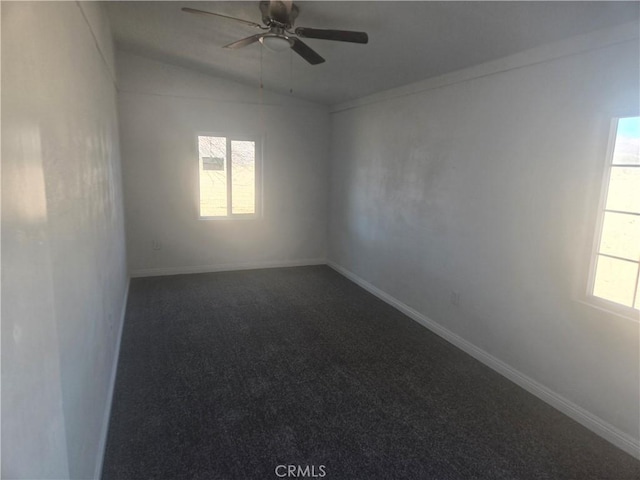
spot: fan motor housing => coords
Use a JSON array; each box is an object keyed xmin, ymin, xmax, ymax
[{"xmin": 260, "ymin": 1, "xmax": 299, "ymax": 28}]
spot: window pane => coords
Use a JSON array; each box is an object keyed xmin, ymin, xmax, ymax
[
  {"xmin": 598, "ymin": 212, "xmax": 640, "ymax": 261},
  {"xmin": 593, "ymin": 255, "xmax": 637, "ymax": 307},
  {"xmin": 605, "ymin": 167, "xmax": 640, "ymax": 214},
  {"xmin": 231, "ymin": 140, "xmax": 255, "ymax": 215},
  {"xmin": 612, "ymin": 117, "xmax": 640, "ymax": 165},
  {"xmin": 199, "ymin": 136, "xmax": 227, "ymax": 217},
  {"xmin": 635, "ymin": 277, "xmax": 640, "ymax": 310}
]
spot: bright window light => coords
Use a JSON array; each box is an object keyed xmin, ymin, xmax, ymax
[
  {"xmin": 198, "ymin": 135, "xmax": 259, "ymax": 218},
  {"xmin": 591, "ymin": 117, "xmax": 640, "ymax": 312}
]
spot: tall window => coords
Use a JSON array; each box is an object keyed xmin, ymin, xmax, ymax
[
  {"xmin": 198, "ymin": 135, "xmax": 260, "ymax": 218},
  {"xmin": 590, "ymin": 117, "xmax": 639, "ymax": 313}
]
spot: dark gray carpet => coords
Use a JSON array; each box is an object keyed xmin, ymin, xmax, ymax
[{"xmin": 102, "ymin": 265, "xmax": 639, "ymax": 479}]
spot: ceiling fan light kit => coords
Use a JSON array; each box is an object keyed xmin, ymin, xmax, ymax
[
  {"xmin": 182, "ymin": 0, "xmax": 368, "ymax": 65},
  {"xmin": 260, "ymin": 34, "xmax": 293, "ymax": 52}
]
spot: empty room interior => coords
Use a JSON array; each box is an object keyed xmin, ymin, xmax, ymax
[{"xmin": 3, "ymin": 1, "xmax": 640, "ymax": 479}]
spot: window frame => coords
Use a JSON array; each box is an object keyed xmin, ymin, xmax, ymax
[
  {"xmin": 585, "ymin": 117, "xmax": 639, "ymax": 319},
  {"xmin": 195, "ymin": 132, "xmax": 263, "ymax": 221}
]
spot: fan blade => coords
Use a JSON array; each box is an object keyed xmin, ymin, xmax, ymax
[
  {"xmin": 295, "ymin": 27, "xmax": 368, "ymax": 44},
  {"xmin": 181, "ymin": 7, "xmax": 264, "ymax": 29},
  {"xmin": 224, "ymin": 34, "xmax": 264, "ymax": 49},
  {"xmin": 290, "ymin": 38, "xmax": 325, "ymax": 65}
]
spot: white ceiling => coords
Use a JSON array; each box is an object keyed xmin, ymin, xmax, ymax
[{"xmin": 107, "ymin": 1, "xmax": 639, "ymax": 105}]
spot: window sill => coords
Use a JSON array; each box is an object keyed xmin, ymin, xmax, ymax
[
  {"xmin": 198, "ymin": 215, "xmax": 261, "ymax": 221},
  {"xmin": 576, "ymin": 297, "xmax": 639, "ymax": 322}
]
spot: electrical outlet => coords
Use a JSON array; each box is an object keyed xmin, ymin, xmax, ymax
[{"xmin": 450, "ymin": 291, "xmax": 460, "ymax": 306}]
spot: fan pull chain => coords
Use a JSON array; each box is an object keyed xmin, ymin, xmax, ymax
[
  {"xmin": 259, "ymin": 44, "xmax": 266, "ymax": 134},
  {"xmin": 259, "ymin": 43, "xmax": 264, "ymax": 92},
  {"xmin": 289, "ymin": 48, "xmax": 294, "ymax": 95}
]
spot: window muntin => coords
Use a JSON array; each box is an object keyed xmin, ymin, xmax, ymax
[
  {"xmin": 590, "ymin": 117, "xmax": 640, "ymax": 312},
  {"xmin": 198, "ymin": 135, "xmax": 259, "ymax": 218}
]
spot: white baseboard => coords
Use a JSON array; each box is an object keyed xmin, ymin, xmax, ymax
[
  {"xmin": 327, "ymin": 261, "xmax": 640, "ymax": 460},
  {"xmin": 129, "ymin": 258, "xmax": 327, "ymax": 278},
  {"xmin": 94, "ymin": 277, "xmax": 131, "ymax": 479}
]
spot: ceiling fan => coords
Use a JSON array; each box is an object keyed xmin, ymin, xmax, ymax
[{"xmin": 182, "ymin": 1, "xmax": 368, "ymax": 65}]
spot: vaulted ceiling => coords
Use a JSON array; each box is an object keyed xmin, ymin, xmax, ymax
[{"xmin": 107, "ymin": 1, "xmax": 639, "ymax": 105}]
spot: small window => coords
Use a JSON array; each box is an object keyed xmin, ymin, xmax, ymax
[
  {"xmin": 198, "ymin": 135, "xmax": 260, "ymax": 218},
  {"xmin": 589, "ymin": 117, "xmax": 640, "ymax": 314}
]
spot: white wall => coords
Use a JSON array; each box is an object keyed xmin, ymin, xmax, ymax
[
  {"xmin": 328, "ymin": 25, "xmax": 640, "ymax": 452},
  {"xmin": 1, "ymin": 2, "xmax": 128, "ymax": 478},
  {"xmin": 117, "ymin": 52, "xmax": 330, "ymax": 276}
]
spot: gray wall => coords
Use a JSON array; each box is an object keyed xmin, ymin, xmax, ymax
[
  {"xmin": 328, "ymin": 29, "xmax": 639, "ymax": 444},
  {"xmin": 116, "ymin": 53, "xmax": 330, "ymax": 276},
  {"xmin": 1, "ymin": 2, "xmax": 128, "ymax": 478}
]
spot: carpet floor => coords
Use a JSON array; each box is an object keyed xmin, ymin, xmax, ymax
[{"xmin": 102, "ymin": 265, "xmax": 639, "ymax": 479}]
